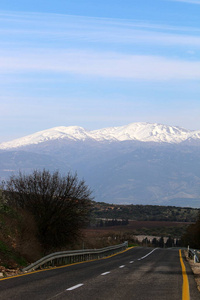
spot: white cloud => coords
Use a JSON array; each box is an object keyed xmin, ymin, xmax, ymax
[
  {"xmin": 0, "ymin": 11, "xmax": 200, "ymax": 83},
  {"xmin": 1, "ymin": 11, "xmax": 200, "ymax": 48},
  {"xmin": 171, "ymin": 0, "xmax": 200, "ymax": 4},
  {"xmin": 0, "ymin": 50, "xmax": 200, "ymax": 81}
]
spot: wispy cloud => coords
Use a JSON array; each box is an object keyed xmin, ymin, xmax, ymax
[
  {"xmin": 0, "ymin": 11, "xmax": 199, "ymax": 81},
  {"xmin": 0, "ymin": 50, "xmax": 199, "ymax": 81},
  {"xmin": 171, "ymin": 0, "xmax": 200, "ymax": 4},
  {"xmin": 0, "ymin": 11, "xmax": 200, "ymax": 48}
]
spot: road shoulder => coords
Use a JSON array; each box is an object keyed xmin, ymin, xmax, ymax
[{"xmin": 184, "ymin": 250, "xmax": 200, "ymax": 293}]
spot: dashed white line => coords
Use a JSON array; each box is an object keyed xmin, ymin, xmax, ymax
[
  {"xmin": 101, "ymin": 271, "xmax": 111, "ymax": 276},
  {"xmin": 138, "ymin": 248, "xmax": 158, "ymax": 261},
  {"xmin": 66, "ymin": 284, "xmax": 84, "ymax": 291},
  {"xmin": 129, "ymin": 261, "xmax": 134, "ymax": 264},
  {"xmin": 66, "ymin": 249, "xmax": 157, "ymax": 293}
]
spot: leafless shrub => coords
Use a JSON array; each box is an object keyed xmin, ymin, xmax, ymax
[{"xmin": 4, "ymin": 169, "xmax": 93, "ymax": 252}]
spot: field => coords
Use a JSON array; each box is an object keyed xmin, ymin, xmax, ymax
[{"xmin": 80, "ymin": 220, "xmax": 191, "ymax": 249}]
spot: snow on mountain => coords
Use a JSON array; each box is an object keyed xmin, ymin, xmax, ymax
[
  {"xmin": 0, "ymin": 122, "xmax": 200, "ymax": 150},
  {"xmin": 92, "ymin": 122, "xmax": 192, "ymax": 143},
  {"xmin": 0, "ymin": 126, "xmax": 90, "ymax": 150}
]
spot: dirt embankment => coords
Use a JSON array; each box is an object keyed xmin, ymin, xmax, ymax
[
  {"xmin": 184, "ymin": 250, "xmax": 200, "ymax": 292},
  {"xmin": 0, "ymin": 266, "xmax": 23, "ymax": 278}
]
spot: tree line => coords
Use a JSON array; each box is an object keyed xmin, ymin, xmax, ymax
[
  {"xmin": 92, "ymin": 202, "xmax": 199, "ymax": 222},
  {"xmin": 94, "ymin": 219, "xmax": 129, "ymax": 227}
]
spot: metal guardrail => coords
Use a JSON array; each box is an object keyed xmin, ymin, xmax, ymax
[
  {"xmin": 23, "ymin": 241, "xmax": 128, "ymax": 272},
  {"xmin": 188, "ymin": 247, "xmax": 199, "ymax": 263}
]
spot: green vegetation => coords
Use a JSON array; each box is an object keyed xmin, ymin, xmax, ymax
[
  {"xmin": 0, "ymin": 191, "xmax": 38, "ymax": 268},
  {"xmin": 1, "ymin": 173, "xmax": 200, "ymax": 271},
  {"xmin": 89, "ymin": 201, "xmax": 200, "ymax": 248},
  {"xmin": 0, "ymin": 241, "xmax": 27, "ymax": 268},
  {"xmin": 181, "ymin": 215, "xmax": 200, "ymax": 249},
  {"xmin": 91, "ymin": 201, "xmax": 199, "ymax": 222}
]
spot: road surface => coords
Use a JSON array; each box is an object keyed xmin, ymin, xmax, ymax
[{"xmin": 0, "ymin": 247, "xmax": 199, "ymax": 299}]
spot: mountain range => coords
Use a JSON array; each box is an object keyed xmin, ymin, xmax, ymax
[{"xmin": 1, "ymin": 122, "xmax": 200, "ymax": 208}]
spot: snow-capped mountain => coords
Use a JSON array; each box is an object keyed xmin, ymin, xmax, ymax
[
  {"xmin": 0, "ymin": 122, "xmax": 200, "ymax": 150},
  {"xmin": 0, "ymin": 122, "xmax": 200, "ymax": 208}
]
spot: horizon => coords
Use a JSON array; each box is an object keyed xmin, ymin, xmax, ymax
[{"xmin": 0, "ymin": 0, "xmax": 200, "ymax": 142}]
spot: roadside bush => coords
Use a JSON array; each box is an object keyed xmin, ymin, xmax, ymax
[
  {"xmin": 181, "ymin": 215, "xmax": 200, "ymax": 249},
  {"xmin": 3, "ymin": 169, "xmax": 93, "ymax": 252}
]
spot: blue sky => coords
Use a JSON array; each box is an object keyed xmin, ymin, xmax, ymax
[{"xmin": 0, "ymin": 0, "xmax": 200, "ymax": 142}]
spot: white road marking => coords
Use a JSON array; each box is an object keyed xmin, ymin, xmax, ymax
[
  {"xmin": 129, "ymin": 261, "xmax": 134, "ymax": 264},
  {"xmin": 119, "ymin": 265, "xmax": 125, "ymax": 268},
  {"xmin": 66, "ymin": 284, "xmax": 84, "ymax": 291},
  {"xmin": 101, "ymin": 271, "xmax": 111, "ymax": 276},
  {"xmin": 138, "ymin": 248, "xmax": 158, "ymax": 261}
]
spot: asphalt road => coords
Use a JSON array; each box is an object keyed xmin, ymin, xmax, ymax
[{"xmin": 0, "ymin": 247, "xmax": 199, "ymax": 300}]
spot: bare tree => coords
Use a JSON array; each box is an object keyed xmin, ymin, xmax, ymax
[{"xmin": 4, "ymin": 169, "xmax": 93, "ymax": 251}]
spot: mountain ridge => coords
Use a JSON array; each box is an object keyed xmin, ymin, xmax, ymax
[
  {"xmin": 1, "ymin": 122, "xmax": 200, "ymax": 208},
  {"xmin": 1, "ymin": 122, "xmax": 200, "ymax": 150}
]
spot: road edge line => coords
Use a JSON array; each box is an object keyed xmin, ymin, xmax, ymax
[
  {"xmin": 0, "ymin": 246, "xmax": 135, "ymax": 281},
  {"xmin": 179, "ymin": 249, "xmax": 190, "ymax": 300}
]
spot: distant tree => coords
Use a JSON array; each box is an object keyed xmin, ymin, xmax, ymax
[
  {"xmin": 165, "ymin": 236, "xmax": 174, "ymax": 248},
  {"xmin": 181, "ymin": 215, "xmax": 200, "ymax": 249},
  {"xmin": 158, "ymin": 236, "xmax": 165, "ymax": 248},
  {"xmin": 152, "ymin": 237, "xmax": 158, "ymax": 247},
  {"xmin": 142, "ymin": 237, "xmax": 149, "ymax": 247},
  {"xmin": 175, "ymin": 239, "xmax": 181, "ymax": 247},
  {"xmin": 4, "ymin": 169, "xmax": 93, "ymax": 251}
]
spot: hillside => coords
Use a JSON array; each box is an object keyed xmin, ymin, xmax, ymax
[
  {"xmin": 1, "ymin": 122, "xmax": 200, "ymax": 207},
  {"xmin": 0, "ymin": 202, "xmax": 41, "ymax": 270},
  {"xmin": 0, "ymin": 196, "xmax": 199, "ymax": 271},
  {"xmin": 89, "ymin": 202, "xmax": 200, "ymax": 242},
  {"xmin": 91, "ymin": 202, "xmax": 200, "ymax": 222}
]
